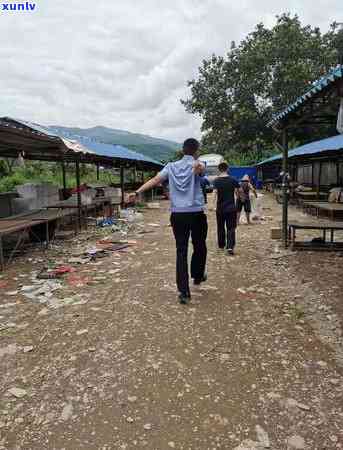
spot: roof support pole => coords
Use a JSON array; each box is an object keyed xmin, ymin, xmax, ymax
[
  {"xmin": 282, "ymin": 129, "xmax": 289, "ymax": 248},
  {"xmin": 96, "ymin": 163, "xmax": 100, "ymax": 181},
  {"xmin": 75, "ymin": 159, "xmax": 82, "ymax": 231},
  {"xmin": 61, "ymin": 161, "xmax": 67, "ymax": 190},
  {"xmin": 120, "ymin": 166, "xmax": 125, "ymax": 207},
  {"xmin": 317, "ymin": 162, "xmax": 322, "ymax": 200}
]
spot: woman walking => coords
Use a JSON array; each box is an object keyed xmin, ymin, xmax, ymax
[{"xmin": 213, "ymin": 162, "xmax": 240, "ymax": 255}]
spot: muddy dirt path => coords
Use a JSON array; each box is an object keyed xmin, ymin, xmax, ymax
[{"xmin": 1, "ymin": 195, "xmax": 343, "ymax": 449}]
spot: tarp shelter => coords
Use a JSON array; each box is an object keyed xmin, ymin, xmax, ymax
[
  {"xmin": 0, "ymin": 117, "xmax": 164, "ymax": 269},
  {"xmin": 257, "ymin": 134, "xmax": 343, "ymax": 166},
  {"xmin": 0, "ymin": 117, "xmax": 163, "ymax": 170},
  {"xmin": 257, "ymin": 134, "xmax": 343, "ymax": 185},
  {"xmin": 267, "ymin": 65, "xmax": 343, "ymax": 246},
  {"xmin": 0, "ymin": 116, "xmax": 164, "ymax": 227}
]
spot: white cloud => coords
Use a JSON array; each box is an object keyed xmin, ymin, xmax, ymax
[{"xmin": 0, "ymin": 0, "xmax": 340, "ymax": 141}]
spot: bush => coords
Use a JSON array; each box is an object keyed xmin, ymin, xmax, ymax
[{"xmin": 0, "ymin": 162, "xmax": 122, "ymax": 193}]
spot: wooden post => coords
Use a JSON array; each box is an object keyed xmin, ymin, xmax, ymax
[
  {"xmin": 75, "ymin": 159, "xmax": 82, "ymax": 231},
  {"xmin": 96, "ymin": 164, "xmax": 100, "ymax": 181},
  {"xmin": 0, "ymin": 236, "xmax": 4, "ymax": 272},
  {"xmin": 62, "ymin": 161, "xmax": 67, "ymax": 190},
  {"xmin": 282, "ymin": 129, "xmax": 289, "ymax": 248},
  {"xmin": 317, "ymin": 162, "xmax": 322, "ymax": 200},
  {"xmin": 120, "ymin": 166, "xmax": 125, "ymax": 206}
]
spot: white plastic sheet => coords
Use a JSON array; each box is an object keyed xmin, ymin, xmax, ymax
[
  {"xmin": 250, "ymin": 193, "xmax": 264, "ymax": 221},
  {"xmin": 337, "ymin": 98, "xmax": 343, "ymax": 134}
]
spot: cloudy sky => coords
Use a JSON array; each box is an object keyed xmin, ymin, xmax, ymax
[{"xmin": 0, "ymin": 0, "xmax": 341, "ymax": 142}]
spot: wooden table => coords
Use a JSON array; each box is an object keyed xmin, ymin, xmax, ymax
[
  {"xmin": 302, "ymin": 201, "xmax": 343, "ymax": 220},
  {"xmin": 46, "ymin": 197, "xmax": 113, "ymax": 229},
  {"xmin": 0, "ymin": 209, "xmax": 76, "ymax": 271},
  {"xmin": 289, "ymin": 220, "xmax": 343, "ymax": 251},
  {"xmin": 296, "ymin": 191, "xmax": 327, "ymax": 204}
]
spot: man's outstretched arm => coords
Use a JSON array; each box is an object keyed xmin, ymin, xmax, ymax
[
  {"xmin": 128, "ymin": 174, "xmax": 164, "ymax": 202},
  {"xmin": 136, "ymin": 174, "xmax": 164, "ymax": 195}
]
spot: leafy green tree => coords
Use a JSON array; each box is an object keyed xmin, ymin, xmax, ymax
[{"xmin": 182, "ymin": 14, "xmax": 341, "ymax": 164}]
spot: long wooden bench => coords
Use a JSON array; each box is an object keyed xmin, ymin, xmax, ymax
[
  {"xmin": 0, "ymin": 208, "xmax": 76, "ymax": 271},
  {"xmin": 302, "ymin": 201, "xmax": 343, "ymax": 220},
  {"xmin": 289, "ymin": 220, "xmax": 343, "ymax": 251}
]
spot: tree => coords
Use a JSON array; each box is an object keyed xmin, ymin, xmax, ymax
[{"xmin": 182, "ymin": 14, "xmax": 341, "ymax": 164}]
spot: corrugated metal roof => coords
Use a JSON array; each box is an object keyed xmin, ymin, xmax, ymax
[
  {"xmin": 268, "ymin": 65, "xmax": 343, "ymax": 127},
  {"xmin": 61, "ymin": 138, "xmax": 95, "ymax": 155},
  {"xmin": 1, "ymin": 116, "xmax": 60, "ymax": 138},
  {"xmin": 0, "ymin": 116, "xmax": 163, "ymax": 168},
  {"xmin": 71, "ymin": 137, "xmax": 162, "ymax": 167},
  {"xmin": 257, "ymin": 134, "xmax": 343, "ymax": 166}
]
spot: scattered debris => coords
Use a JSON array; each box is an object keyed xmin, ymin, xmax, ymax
[
  {"xmin": 60, "ymin": 403, "xmax": 73, "ymax": 421},
  {"xmin": 286, "ymin": 435, "xmax": 306, "ymax": 449},
  {"xmin": 256, "ymin": 425, "xmax": 271, "ymax": 448},
  {"xmin": 8, "ymin": 388, "xmax": 27, "ymax": 399}
]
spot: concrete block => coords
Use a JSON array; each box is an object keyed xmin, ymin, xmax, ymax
[{"xmin": 270, "ymin": 227, "xmax": 282, "ymax": 239}]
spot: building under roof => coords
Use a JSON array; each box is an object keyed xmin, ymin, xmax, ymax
[
  {"xmin": 0, "ymin": 116, "xmax": 163, "ymax": 170},
  {"xmin": 257, "ymin": 134, "xmax": 343, "ymax": 166},
  {"xmin": 257, "ymin": 134, "xmax": 343, "ymax": 189}
]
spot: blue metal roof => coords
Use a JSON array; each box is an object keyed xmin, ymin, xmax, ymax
[
  {"xmin": 1, "ymin": 116, "xmax": 163, "ymax": 168},
  {"xmin": 257, "ymin": 134, "xmax": 343, "ymax": 166},
  {"xmin": 76, "ymin": 138, "xmax": 163, "ymax": 167},
  {"xmin": 268, "ymin": 65, "xmax": 343, "ymax": 127}
]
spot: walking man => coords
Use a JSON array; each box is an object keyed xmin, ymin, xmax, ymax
[
  {"xmin": 132, "ymin": 138, "xmax": 208, "ymax": 304},
  {"xmin": 213, "ymin": 162, "xmax": 240, "ymax": 255}
]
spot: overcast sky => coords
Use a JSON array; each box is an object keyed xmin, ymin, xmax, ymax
[{"xmin": 0, "ymin": 0, "xmax": 341, "ymax": 142}]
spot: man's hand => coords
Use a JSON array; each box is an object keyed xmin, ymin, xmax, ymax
[
  {"xmin": 127, "ymin": 192, "xmax": 139, "ymax": 203},
  {"xmin": 193, "ymin": 160, "xmax": 205, "ymax": 175}
]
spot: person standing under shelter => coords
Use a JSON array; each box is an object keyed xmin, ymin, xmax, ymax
[
  {"xmin": 200, "ymin": 175, "xmax": 210, "ymax": 204},
  {"xmin": 132, "ymin": 138, "xmax": 208, "ymax": 304},
  {"xmin": 237, "ymin": 174, "xmax": 257, "ymax": 225},
  {"xmin": 213, "ymin": 162, "xmax": 240, "ymax": 255}
]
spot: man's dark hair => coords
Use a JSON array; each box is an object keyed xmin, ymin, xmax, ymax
[
  {"xmin": 183, "ymin": 138, "xmax": 200, "ymax": 155},
  {"xmin": 218, "ymin": 161, "xmax": 229, "ymax": 173}
]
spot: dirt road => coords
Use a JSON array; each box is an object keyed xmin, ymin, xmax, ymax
[{"xmin": 1, "ymin": 195, "xmax": 343, "ymax": 449}]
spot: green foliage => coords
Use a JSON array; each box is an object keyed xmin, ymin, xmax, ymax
[
  {"xmin": 0, "ymin": 161, "xmax": 120, "ymax": 193},
  {"xmin": 182, "ymin": 14, "xmax": 342, "ymax": 164}
]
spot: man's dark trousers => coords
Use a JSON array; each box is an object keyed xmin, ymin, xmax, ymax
[
  {"xmin": 216, "ymin": 210, "xmax": 236, "ymax": 249},
  {"xmin": 170, "ymin": 212, "xmax": 208, "ymax": 295}
]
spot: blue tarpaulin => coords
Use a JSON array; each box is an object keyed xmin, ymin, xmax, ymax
[{"xmin": 229, "ymin": 166, "xmax": 258, "ymax": 185}]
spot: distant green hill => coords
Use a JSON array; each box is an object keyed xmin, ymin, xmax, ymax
[{"xmin": 48, "ymin": 125, "xmax": 180, "ymax": 162}]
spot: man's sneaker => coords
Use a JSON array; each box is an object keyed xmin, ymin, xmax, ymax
[
  {"xmin": 227, "ymin": 248, "xmax": 234, "ymax": 256},
  {"xmin": 179, "ymin": 292, "xmax": 191, "ymax": 304},
  {"xmin": 193, "ymin": 273, "xmax": 207, "ymax": 285}
]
